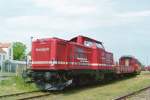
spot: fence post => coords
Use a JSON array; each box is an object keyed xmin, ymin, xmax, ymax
[
  {"xmin": 9, "ymin": 62, "xmax": 11, "ymax": 73},
  {"xmin": 16, "ymin": 64, "xmax": 19, "ymax": 76}
]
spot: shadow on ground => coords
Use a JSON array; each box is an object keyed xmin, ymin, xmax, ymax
[{"xmin": 48, "ymin": 75, "xmax": 137, "ymax": 96}]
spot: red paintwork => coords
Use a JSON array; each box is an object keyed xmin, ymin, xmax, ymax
[
  {"xmin": 144, "ymin": 66, "xmax": 150, "ymax": 71},
  {"xmin": 117, "ymin": 56, "xmax": 141, "ymax": 73},
  {"xmin": 31, "ymin": 36, "xmax": 141, "ymax": 74}
]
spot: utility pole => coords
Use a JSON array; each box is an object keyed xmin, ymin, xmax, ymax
[
  {"xmin": 29, "ymin": 36, "xmax": 33, "ymax": 69},
  {"xmin": 31, "ymin": 36, "xmax": 33, "ymax": 50}
]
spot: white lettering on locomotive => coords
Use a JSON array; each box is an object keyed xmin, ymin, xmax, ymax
[{"xmin": 36, "ymin": 48, "xmax": 49, "ymax": 52}]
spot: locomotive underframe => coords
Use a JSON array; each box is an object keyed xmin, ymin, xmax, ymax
[{"xmin": 24, "ymin": 69, "xmax": 137, "ymax": 90}]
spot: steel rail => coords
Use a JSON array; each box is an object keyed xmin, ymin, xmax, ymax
[
  {"xmin": 114, "ymin": 86, "xmax": 150, "ymax": 100},
  {"xmin": 17, "ymin": 93, "xmax": 52, "ymax": 100},
  {"xmin": 0, "ymin": 90, "xmax": 40, "ymax": 98}
]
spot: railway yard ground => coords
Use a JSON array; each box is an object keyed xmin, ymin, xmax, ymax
[
  {"xmin": 0, "ymin": 71, "xmax": 150, "ymax": 100},
  {"xmin": 127, "ymin": 87, "xmax": 150, "ymax": 100}
]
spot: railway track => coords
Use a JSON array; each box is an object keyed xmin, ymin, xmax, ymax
[
  {"xmin": 0, "ymin": 75, "xmax": 14, "ymax": 81},
  {"xmin": 114, "ymin": 86, "xmax": 150, "ymax": 100},
  {"xmin": 0, "ymin": 90, "xmax": 53, "ymax": 100}
]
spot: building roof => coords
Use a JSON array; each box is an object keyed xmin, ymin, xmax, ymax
[
  {"xmin": 0, "ymin": 48, "xmax": 6, "ymax": 54},
  {"xmin": 0, "ymin": 43, "xmax": 11, "ymax": 48}
]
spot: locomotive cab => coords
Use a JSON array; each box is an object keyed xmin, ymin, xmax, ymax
[
  {"xmin": 70, "ymin": 36, "xmax": 114, "ymax": 66},
  {"xmin": 70, "ymin": 35, "xmax": 105, "ymax": 49}
]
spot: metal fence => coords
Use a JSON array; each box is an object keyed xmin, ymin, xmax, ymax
[{"xmin": 1, "ymin": 60, "xmax": 27, "ymax": 76}]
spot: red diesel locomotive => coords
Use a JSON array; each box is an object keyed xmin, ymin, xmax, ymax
[{"xmin": 26, "ymin": 36, "xmax": 141, "ymax": 90}]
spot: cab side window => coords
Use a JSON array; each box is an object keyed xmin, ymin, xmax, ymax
[{"xmin": 84, "ymin": 41, "xmax": 94, "ymax": 47}]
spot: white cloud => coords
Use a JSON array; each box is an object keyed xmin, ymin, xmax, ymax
[
  {"xmin": 32, "ymin": 0, "xmax": 114, "ymax": 16},
  {"xmin": 3, "ymin": 0, "xmax": 120, "ymax": 34},
  {"xmin": 5, "ymin": 15, "xmax": 117, "ymax": 33},
  {"xmin": 2, "ymin": 0, "xmax": 150, "ymax": 35},
  {"xmin": 116, "ymin": 10, "xmax": 150, "ymax": 17},
  {"xmin": 0, "ymin": 0, "xmax": 127, "ymax": 34},
  {"xmin": 32, "ymin": 0, "xmax": 95, "ymax": 15}
]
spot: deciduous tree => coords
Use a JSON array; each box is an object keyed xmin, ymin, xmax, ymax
[{"xmin": 13, "ymin": 42, "xmax": 26, "ymax": 60}]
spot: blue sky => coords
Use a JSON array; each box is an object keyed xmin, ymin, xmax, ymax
[{"xmin": 0, "ymin": 0, "xmax": 150, "ymax": 65}]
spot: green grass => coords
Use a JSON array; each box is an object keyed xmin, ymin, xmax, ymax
[
  {"xmin": 1, "ymin": 71, "xmax": 150, "ymax": 100},
  {"xmin": 0, "ymin": 76, "xmax": 38, "ymax": 96},
  {"xmin": 45, "ymin": 71, "xmax": 150, "ymax": 100}
]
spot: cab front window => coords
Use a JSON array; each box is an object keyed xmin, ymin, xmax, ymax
[{"xmin": 96, "ymin": 43, "xmax": 103, "ymax": 48}]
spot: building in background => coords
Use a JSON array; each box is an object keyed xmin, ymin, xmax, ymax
[
  {"xmin": 0, "ymin": 43, "xmax": 13, "ymax": 71},
  {"xmin": 0, "ymin": 42, "xmax": 27, "ymax": 75},
  {"xmin": 0, "ymin": 43, "xmax": 13, "ymax": 60},
  {"xmin": 0, "ymin": 48, "xmax": 7, "ymax": 69}
]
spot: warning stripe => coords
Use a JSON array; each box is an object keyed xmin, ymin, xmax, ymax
[{"xmin": 32, "ymin": 61, "xmax": 114, "ymax": 67}]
